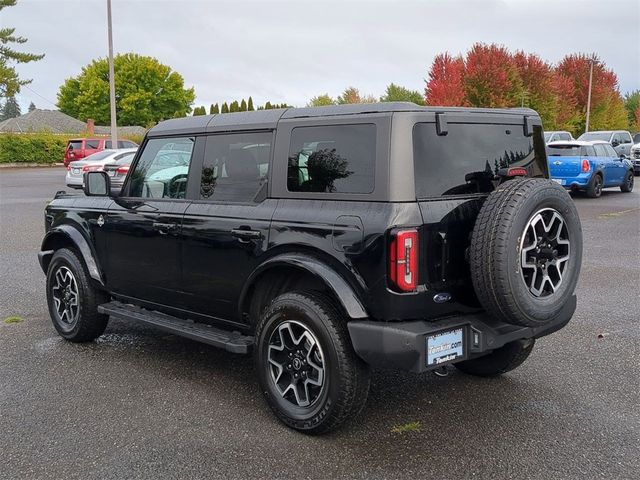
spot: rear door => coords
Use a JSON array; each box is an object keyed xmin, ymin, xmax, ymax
[
  {"xmin": 180, "ymin": 131, "xmax": 276, "ymax": 323},
  {"xmin": 103, "ymin": 136, "xmax": 200, "ymax": 308}
]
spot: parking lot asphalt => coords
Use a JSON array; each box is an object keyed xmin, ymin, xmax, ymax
[{"xmin": 1, "ymin": 167, "xmax": 639, "ymax": 480}]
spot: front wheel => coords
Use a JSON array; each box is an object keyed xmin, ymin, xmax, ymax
[
  {"xmin": 46, "ymin": 248, "xmax": 109, "ymax": 342},
  {"xmin": 255, "ymin": 291, "xmax": 370, "ymax": 434},
  {"xmin": 620, "ymin": 170, "xmax": 634, "ymax": 192}
]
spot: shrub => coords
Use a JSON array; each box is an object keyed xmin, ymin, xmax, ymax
[{"xmin": 0, "ymin": 133, "xmax": 71, "ymax": 164}]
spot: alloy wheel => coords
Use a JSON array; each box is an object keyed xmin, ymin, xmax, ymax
[
  {"xmin": 51, "ymin": 266, "xmax": 80, "ymax": 327},
  {"xmin": 267, "ymin": 320, "xmax": 326, "ymax": 408},
  {"xmin": 520, "ymin": 208, "xmax": 570, "ymax": 297}
]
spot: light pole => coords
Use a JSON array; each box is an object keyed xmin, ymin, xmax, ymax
[
  {"xmin": 107, "ymin": 0, "xmax": 118, "ymax": 146},
  {"xmin": 584, "ymin": 58, "xmax": 594, "ymax": 134}
]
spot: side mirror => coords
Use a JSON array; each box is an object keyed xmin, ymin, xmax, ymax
[
  {"xmin": 619, "ymin": 154, "xmax": 628, "ymax": 160},
  {"xmin": 611, "ymin": 141, "xmax": 620, "ymax": 147},
  {"xmin": 84, "ymin": 171, "xmax": 111, "ymax": 196}
]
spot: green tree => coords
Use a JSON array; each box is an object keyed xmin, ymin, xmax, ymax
[
  {"xmin": 0, "ymin": 95, "xmax": 20, "ymax": 120},
  {"xmin": 0, "ymin": 0, "xmax": 45, "ymax": 98},
  {"xmin": 264, "ymin": 101, "xmax": 272, "ymax": 110},
  {"xmin": 240, "ymin": 99, "xmax": 247, "ymax": 111},
  {"xmin": 229, "ymin": 100, "xmax": 239, "ymax": 112},
  {"xmin": 624, "ymin": 90, "xmax": 640, "ymax": 132},
  {"xmin": 28, "ymin": 101, "xmax": 35, "ymax": 112},
  {"xmin": 307, "ymin": 94, "xmax": 335, "ymax": 107},
  {"xmin": 221, "ymin": 102, "xmax": 229, "ymax": 113},
  {"xmin": 193, "ymin": 106, "xmax": 206, "ymax": 116},
  {"xmin": 247, "ymin": 96, "xmax": 254, "ymax": 111},
  {"xmin": 380, "ymin": 83, "xmax": 424, "ymax": 105},
  {"xmin": 56, "ymin": 53, "xmax": 195, "ymax": 126}
]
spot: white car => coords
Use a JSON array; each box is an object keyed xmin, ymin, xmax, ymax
[
  {"xmin": 66, "ymin": 148, "xmax": 137, "ymax": 189},
  {"xmin": 630, "ymin": 142, "xmax": 640, "ymax": 176},
  {"xmin": 544, "ymin": 131, "xmax": 574, "ymax": 144}
]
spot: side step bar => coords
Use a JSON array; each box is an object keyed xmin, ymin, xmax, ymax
[{"xmin": 97, "ymin": 301, "xmax": 254, "ymax": 354}]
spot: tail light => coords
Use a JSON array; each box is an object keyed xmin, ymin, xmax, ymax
[
  {"xmin": 82, "ymin": 165, "xmax": 102, "ymax": 173},
  {"xmin": 116, "ymin": 166, "xmax": 130, "ymax": 175},
  {"xmin": 506, "ymin": 167, "xmax": 528, "ymax": 177},
  {"xmin": 389, "ymin": 229, "xmax": 419, "ymax": 292},
  {"xmin": 66, "ymin": 165, "xmax": 71, "ymax": 171},
  {"xmin": 581, "ymin": 159, "xmax": 591, "ymax": 173}
]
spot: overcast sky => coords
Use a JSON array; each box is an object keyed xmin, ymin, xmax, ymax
[{"xmin": 3, "ymin": 0, "xmax": 639, "ymax": 113}]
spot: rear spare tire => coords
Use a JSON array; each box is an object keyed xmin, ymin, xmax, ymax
[{"xmin": 470, "ymin": 178, "xmax": 582, "ymax": 328}]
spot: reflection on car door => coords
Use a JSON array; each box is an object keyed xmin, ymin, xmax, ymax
[{"xmin": 102, "ymin": 136, "xmax": 199, "ymax": 309}]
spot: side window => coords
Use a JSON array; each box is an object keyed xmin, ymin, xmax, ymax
[
  {"xmin": 199, "ymin": 132, "xmax": 271, "ymax": 203},
  {"xmin": 593, "ymin": 144, "xmax": 608, "ymax": 156},
  {"xmin": 128, "ymin": 137, "xmax": 194, "ymax": 199},
  {"xmin": 561, "ymin": 133, "xmax": 571, "ymax": 141},
  {"xmin": 582, "ymin": 146, "xmax": 596, "ymax": 156},
  {"xmin": 605, "ymin": 145, "xmax": 618, "ymax": 157},
  {"xmin": 105, "ymin": 140, "xmax": 112, "ymax": 149},
  {"xmin": 287, "ymin": 124, "xmax": 376, "ymax": 194},
  {"xmin": 123, "ymin": 141, "xmax": 137, "ymax": 148},
  {"xmin": 621, "ymin": 133, "xmax": 632, "ymax": 144},
  {"xmin": 85, "ymin": 139, "xmax": 100, "ymax": 149}
]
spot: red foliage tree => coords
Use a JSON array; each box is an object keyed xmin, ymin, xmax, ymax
[
  {"xmin": 463, "ymin": 43, "xmax": 521, "ymax": 108},
  {"xmin": 424, "ymin": 53, "xmax": 467, "ymax": 106},
  {"xmin": 513, "ymin": 52, "xmax": 557, "ymax": 124}
]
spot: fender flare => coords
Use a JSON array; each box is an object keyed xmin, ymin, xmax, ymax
[
  {"xmin": 239, "ymin": 253, "xmax": 368, "ymax": 319},
  {"xmin": 39, "ymin": 225, "xmax": 104, "ymax": 286}
]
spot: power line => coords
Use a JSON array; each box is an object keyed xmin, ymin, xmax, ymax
[{"xmin": 22, "ymin": 85, "xmax": 57, "ymax": 107}]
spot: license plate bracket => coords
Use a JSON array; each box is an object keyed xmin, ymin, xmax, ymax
[{"xmin": 426, "ymin": 327, "xmax": 465, "ymax": 367}]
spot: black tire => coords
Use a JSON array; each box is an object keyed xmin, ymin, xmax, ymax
[
  {"xmin": 46, "ymin": 248, "xmax": 109, "ymax": 342},
  {"xmin": 586, "ymin": 173, "xmax": 603, "ymax": 198},
  {"xmin": 620, "ymin": 170, "xmax": 634, "ymax": 192},
  {"xmin": 454, "ymin": 339, "xmax": 534, "ymax": 377},
  {"xmin": 470, "ymin": 178, "xmax": 582, "ymax": 328},
  {"xmin": 255, "ymin": 291, "xmax": 370, "ymax": 434}
]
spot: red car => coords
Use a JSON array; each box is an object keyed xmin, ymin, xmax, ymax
[{"xmin": 63, "ymin": 138, "xmax": 138, "ymax": 167}]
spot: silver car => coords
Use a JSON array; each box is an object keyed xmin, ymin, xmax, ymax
[{"xmin": 65, "ymin": 148, "xmax": 138, "ymax": 189}]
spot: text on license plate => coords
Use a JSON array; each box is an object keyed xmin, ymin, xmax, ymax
[
  {"xmin": 73, "ymin": 168, "xmax": 81, "ymax": 174},
  {"xmin": 426, "ymin": 328, "xmax": 464, "ymax": 366}
]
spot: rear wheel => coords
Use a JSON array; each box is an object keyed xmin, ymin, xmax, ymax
[
  {"xmin": 620, "ymin": 170, "xmax": 634, "ymax": 192},
  {"xmin": 586, "ymin": 173, "xmax": 603, "ymax": 198},
  {"xmin": 46, "ymin": 248, "xmax": 109, "ymax": 342},
  {"xmin": 255, "ymin": 291, "xmax": 370, "ymax": 434},
  {"xmin": 455, "ymin": 339, "xmax": 535, "ymax": 377}
]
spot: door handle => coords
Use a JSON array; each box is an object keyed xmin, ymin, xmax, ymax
[
  {"xmin": 153, "ymin": 222, "xmax": 179, "ymax": 235},
  {"xmin": 231, "ymin": 228, "xmax": 263, "ymax": 242}
]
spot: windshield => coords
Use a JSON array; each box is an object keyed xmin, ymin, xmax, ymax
[
  {"xmin": 578, "ymin": 132, "xmax": 611, "ymax": 141},
  {"xmin": 413, "ymin": 122, "xmax": 544, "ymax": 197},
  {"xmin": 544, "ymin": 132, "xmax": 552, "ymax": 142},
  {"xmin": 547, "ymin": 145, "xmax": 582, "ymax": 156}
]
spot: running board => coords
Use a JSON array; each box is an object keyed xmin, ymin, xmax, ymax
[{"xmin": 97, "ymin": 301, "xmax": 254, "ymax": 354}]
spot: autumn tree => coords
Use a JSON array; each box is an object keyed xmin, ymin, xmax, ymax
[
  {"xmin": 0, "ymin": 0, "xmax": 45, "ymax": 98},
  {"xmin": 556, "ymin": 54, "xmax": 628, "ymax": 133},
  {"xmin": 307, "ymin": 94, "xmax": 336, "ymax": 107},
  {"xmin": 464, "ymin": 43, "xmax": 522, "ymax": 108},
  {"xmin": 380, "ymin": 83, "xmax": 424, "ymax": 105},
  {"xmin": 425, "ymin": 53, "xmax": 466, "ymax": 106},
  {"xmin": 337, "ymin": 87, "xmax": 376, "ymax": 104},
  {"xmin": 512, "ymin": 51, "xmax": 560, "ymax": 127},
  {"xmin": 57, "ymin": 53, "xmax": 195, "ymax": 126}
]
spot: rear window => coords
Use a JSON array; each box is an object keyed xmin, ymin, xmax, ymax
[
  {"xmin": 413, "ymin": 122, "xmax": 536, "ymax": 197},
  {"xmin": 287, "ymin": 124, "xmax": 376, "ymax": 194},
  {"xmin": 83, "ymin": 150, "xmax": 114, "ymax": 162},
  {"xmin": 547, "ymin": 145, "xmax": 582, "ymax": 156},
  {"xmin": 114, "ymin": 152, "xmax": 135, "ymax": 164},
  {"xmin": 578, "ymin": 132, "xmax": 611, "ymax": 142}
]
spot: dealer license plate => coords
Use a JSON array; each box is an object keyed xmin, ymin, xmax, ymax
[
  {"xmin": 426, "ymin": 328, "xmax": 464, "ymax": 366},
  {"xmin": 551, "ymin": 178, "xmax": 565, "ymax": 185}
]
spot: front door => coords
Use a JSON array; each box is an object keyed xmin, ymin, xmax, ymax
[
  {"xmin": 102, "ymin": 136, "xmax": 197, "ymax": 308},
  {"xmin": 180, "ymin": 131, "xmax": 275, "ymax": 323}
]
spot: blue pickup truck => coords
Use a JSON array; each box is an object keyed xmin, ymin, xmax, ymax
[{"xmin": 547, "ymin": 140, "xmax": 634, "ymax": 198}]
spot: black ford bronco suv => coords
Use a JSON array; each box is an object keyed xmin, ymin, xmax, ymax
[{"xmin": 39, "ymin": 103, "xmax": 582, "ymax": 434}]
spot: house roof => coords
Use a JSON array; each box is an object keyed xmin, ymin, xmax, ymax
[{"xmin": 0, "ymin": 109, "xmax": 146, "ymax": 137}]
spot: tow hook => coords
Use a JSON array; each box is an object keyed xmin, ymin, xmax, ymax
[{"xmin": 433, "ymin": 366, "xmax": 449, "ymax": 377}]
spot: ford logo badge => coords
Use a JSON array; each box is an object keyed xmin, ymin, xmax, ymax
[{"xmin": 433, "ymin": 292, "xmax": 452, "ymax": 303}]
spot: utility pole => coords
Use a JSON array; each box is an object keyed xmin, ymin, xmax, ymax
[
  {"xmin": 585, "ymin": 58, "xmax": 594, "ymax": 134},
  {"xmin": 107, "ymin": 0, "xmax": 118, "ymax": 146}
]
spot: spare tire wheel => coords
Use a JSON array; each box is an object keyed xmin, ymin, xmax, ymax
[{"xmin": 469, "ymin": 178, "xmax": 582, "ymax": 327}]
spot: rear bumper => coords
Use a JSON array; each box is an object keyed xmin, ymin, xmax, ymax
[
  {"xmin": 347, "ymin": 295, "xmax": 576, "ymax": 373},
  {"xmin": 550, "ymin": 173, "xmax": 590, "ymax": 190}
]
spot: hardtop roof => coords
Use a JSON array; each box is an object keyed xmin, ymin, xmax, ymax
[{"xmin": 147, "ymin": 102, "xmax": 538, "ymax": 137}]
